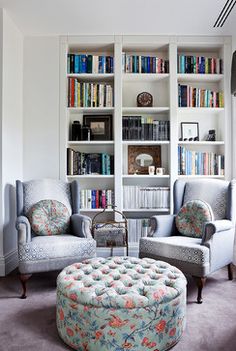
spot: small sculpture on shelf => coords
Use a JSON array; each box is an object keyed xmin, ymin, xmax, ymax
[
  {"xmin": 206, "ymin": 129, "xmax": 216, "ymax": 141},
  {"xmin": 179, "ymin": 137, "xmax": 199, "ymax": 141},
  {"xmin": 71, "ymin": 120, "xmax": 91, "ymax": 141}
]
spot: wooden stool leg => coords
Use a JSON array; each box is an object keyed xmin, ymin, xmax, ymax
[
  {"xmin": 193, "ymin": 276, "xmax": 206, "ymax": 304},
  {"xmin": 19, "ymin": 274, "xmax": 32, "ymax": 299},
  {"xmin": 228, "ymin": 263, "xmax": 233, "ymax": 280}
]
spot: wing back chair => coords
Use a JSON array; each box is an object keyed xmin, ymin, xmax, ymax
[
  {"xmin": 139, "ymin": 179, "xmax": 236, "ymax": 303},
  {"xmin": 15, "ymin": 179, "xmax": 96, "ymax": 298}
]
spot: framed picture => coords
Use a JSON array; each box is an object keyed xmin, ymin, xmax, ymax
[
  {"xmin": 181, "ymin": 122, "xmax": 199, "ymax": 141},
  {"xmin": 83, "ymin": 115, "xmax": 112, "ymax": 140},
  {"xmin": 128, "ymin": 145, "xmax": 161, "ymax": 174}
]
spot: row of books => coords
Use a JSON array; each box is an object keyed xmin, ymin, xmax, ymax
[
  {"xmin": 127, "ymin": 219, "xmax": 151, "ymax": 243},
  {"xmin": 178, "ymin": 55, "xmax": 223, "ymax": 74},
  {"xmin": 80, "ymin": 189, "xmax": 114, "ymax": 209},
  {"xmin": 67, "ymin": 148, "xmax": 114, "ymax": 175},
  {"xmin": 122, "ymin": 116, "xmax": 170, "ymax": 141},
  {"xmin": 67, "ymin": 54, "xmax": 114, "ymax": 74},
  {"xmin": 178, "ymin": 146, "xmax": 224, "ymax": 175},
  {"xmin": 178, "ymin": 84, "xmax": 224, "ymax": 108},
  {"xmin": 68, "ymin": 79, "xmax": 113, "ymax": 108},
  {"xmin": 123, "ymin": 186, "xmax": 170, "ymax": 209},
  {"xmin": 122, "ymin": 54, "xmax": 169, "ymax": 73}
]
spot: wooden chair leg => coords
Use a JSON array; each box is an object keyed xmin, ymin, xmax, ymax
[
  {"xmin": 228, "ymin": 263, "xmax": 233, "ymax": 280},
  {"xmin": 193, "ymin": 276, "xmax": 206, "ymax": 304},
  {"xmin": 19, "ymin": 274, "xmax": 32, "ymax": 299}
]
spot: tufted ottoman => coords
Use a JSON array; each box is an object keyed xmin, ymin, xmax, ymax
[{"xmin": 56, "ymin": 257, "xmax": 187, "ymax": 351}]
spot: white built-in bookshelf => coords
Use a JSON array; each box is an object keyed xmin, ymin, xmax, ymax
[{"xmin": 59, "ymin": 35, "xmax": 231, "ymax": 255}]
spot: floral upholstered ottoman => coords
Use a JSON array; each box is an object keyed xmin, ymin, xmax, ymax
[{"xmin": 56, "ymin": 257, "xmax": 186, "ymax": 351}]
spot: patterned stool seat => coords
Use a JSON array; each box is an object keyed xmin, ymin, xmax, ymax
[{"xmin": 56, "ymin": 256, "xmax": 187, "ymax": 351}]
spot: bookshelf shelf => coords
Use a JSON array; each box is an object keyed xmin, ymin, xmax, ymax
[
  {"xmin": 80, "ymin": 209, "xmax": 114, "ymax": 212},
  {"xmin": 178, "ymin": 141, "xmax": 224, "ymax": 145},
  {"xmin": 123, "ymin": 73, "xmax": 169, "ymax": 82},
  {"xmin": 68, "ymin": 107, "xmax": 115, "ymax": 113},
  {"xmin": 177, "ymin": 73, "xmax": 224, "ymax": 83},
  {"xmin": 177, "ymin": 107, "xmax": 224, "ymax": 114},
  {"xmin": 122, "ymin": 141, "xmax": 170, "ymax": 145},
  {"xmin": 178, "ymin": 175, "xmax": 225, "ymax": 179},
  {"xmin": 67, "ymin": 73, "xmax": 114, "ymax": 81},
  {"xmin": 60, "ymin": 35, "xmax": 231, "ymax": 254},
  {"xmin": 67, "ymin": 175, "xmax": 114, "ymax": 179},
  {"xmin": 123, "ymin": 208, "xmax": 170, "ymax": 212},
  {"xmin": 67, "ymin": 141, "xmax": 114, "ymax": 146},
  {"xmin": 122, "ymin": 107, "xmax": 169, "ymax": 114},
  {"xmin": 122, "ymin": 175, "xmax": 170, "ymax": 179}
]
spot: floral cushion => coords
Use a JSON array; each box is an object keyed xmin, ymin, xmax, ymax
[
  {"xmin": 176, "ymin": 199, "xmax": 214, "ymax": 238},
  {"xmin": 56, "ymin": 257, "xmax": 187, "ymax": 351},
  {"xmin": 28, "ymin": 199, "xmax": 70, "ymax": 235}
]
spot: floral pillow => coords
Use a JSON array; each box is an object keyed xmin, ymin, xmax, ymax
[
  {"xmin": 175, "ymin": 199, "xmax": 214, "ymax": 238},
  {"xmin": 28, "ymin": 199, "xmax": 70, "ymax": 235}
]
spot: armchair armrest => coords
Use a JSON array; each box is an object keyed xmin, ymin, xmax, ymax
[
  {"xmin": 202, "ymin": 220, "xmax": 234, "ymax": 243},
  {"xmin": 15, "ymin": 216, "xmax": 31, "ymax": 244},
  {"xmin": 202, "ymin": 219, "xmax": 235, "ymax": 272},
  {"xmin": 71, "ymin": 214, "xmax": 92, "ymax": 238},
  {"xmin": 149, "ymin": 215, "xmax": 176, "ymax": 237}
]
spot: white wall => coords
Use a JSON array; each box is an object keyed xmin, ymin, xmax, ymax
[
  {"xmin": 23, "ymin": 37, "xmax": 60, "ymax": 180},
  {"xmin": 0, "ymin": 9, "xmax": 23, "ymax": 275}
]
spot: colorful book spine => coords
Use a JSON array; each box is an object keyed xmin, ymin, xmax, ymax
[
  {"xmin": 178, "ymin": 146, "xmax": 224, "ymax": 176},
  {"xmin": 177, "ymin": 55, "xmax": 223, "ymax": 74},
  {"xmin": 178, "ymin": 84, "xmax": 224, "ymax": 108},
  {"xmin": 67, "ymin": 79, "xmax": 113, "ymax": 107},
  {"xmin": 67, "ymin": 54, "xmax": 114, "ymax": 74},
  {"xmin": 122, "ymin": 53, "xmax": 169, "ymax": 73}
]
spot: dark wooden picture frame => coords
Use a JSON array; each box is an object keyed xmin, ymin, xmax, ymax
[
  {"xmin": 128, "ymin": 145, "xmax": 161, "ymax": 175},
  {"xmin": 83, "ymin": 115, "xmax": 112, "ymax": 140},
  {"xmin": 181, "ymin": 122, "xmax": 199, "ymax": 141}
]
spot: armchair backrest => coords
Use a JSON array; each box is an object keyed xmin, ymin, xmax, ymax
[
  {"xmin": 16, "ymin": 179, "xmax": 80, "ymax": 217},
  {"xmin": 173, "ymin": 179, "xmax": 236, "ymax": 221}
]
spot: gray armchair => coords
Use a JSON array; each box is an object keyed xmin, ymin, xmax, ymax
[
  {"xmin": 139, "ymin": 179, "xmax": 236, "ymax": 303},
  {"xmin": 15, "ymin": 179, "xmax": 96, "ymax": 298}
]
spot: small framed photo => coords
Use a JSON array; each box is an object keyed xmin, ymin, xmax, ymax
[
  {"xmin": 181, "ymin": 122, "xmax": 199, "ymax": 141},
  {"xmin": 83, "ymin": 115, "xmax": 112, "ymax": 140}
]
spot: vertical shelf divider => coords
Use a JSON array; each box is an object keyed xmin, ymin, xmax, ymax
[
  {"xmin": 169, "ymin": 40, "xmax": 178, "ymax": 214},
  {"xmin": 223, "ymin": 38, "xmax": 232, "ymax": 180},
  {"xmin": 114, "ymin": 36, "xmax": 123, "ymax": 221},
  {"xmin": 59, "ymin": 36, "xmax": 68, "ymax": 181}
]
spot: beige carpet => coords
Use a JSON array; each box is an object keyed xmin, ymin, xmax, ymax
[{"xmin": 0, "ymin": 267, "xmax": 236, "ymax": 351}]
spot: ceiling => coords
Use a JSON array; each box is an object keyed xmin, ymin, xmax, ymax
[{"xmin": 0, "ymin": 0, "xmax": 236, "ymax": 36}]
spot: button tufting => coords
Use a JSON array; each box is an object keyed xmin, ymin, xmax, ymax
[
  {"xmin": 74, "ymin": 275, "xmax": 82, "ymax": 280},
  {"xmin": 121, "ymin": 269, "xmax": 127, "ymax": 274},
  {"xmin": 92, "ymin": 276, "xmax": 101, "ymax": 281},
  {"xmin": 116, "ymin": 288, "xmax": 126, "ymax": 295},
  {"xmin": 123, "ymin": 281, "xmax": 133, "ymax": 287},
  {"xmin": 113, "ymin": 275, "xmax": 120, "ymax": 280},
  {"xmin": 105, "ymin": 282, "xmax": 113, "ymax": 288},
  {"xmin": 58, "ymin": 257, "xmax": 187, "ymax": 309},
  {"xmin": 124, "ymin": 263, "xmax": 134, "ymax": 269},
  {"xmin": 95, "ymin": 288, "xmax": 106, "ymax": 296},
  {"xmin": 84, "ymin": 282, "xmax": 92, "ymax": 287}
]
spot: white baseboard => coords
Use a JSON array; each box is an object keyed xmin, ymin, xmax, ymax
[{"xmin": 0, "ymin": 249, "xmax": 18, "ymax": 276}]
